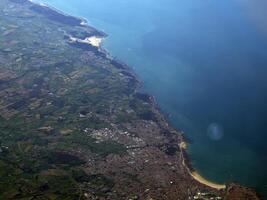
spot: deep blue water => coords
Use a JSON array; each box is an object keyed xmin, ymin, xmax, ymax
[{"xmin": 36, "ymin": 0, "xmax": 267, "ymax": 196}]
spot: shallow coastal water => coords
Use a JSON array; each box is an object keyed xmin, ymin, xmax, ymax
[{"xmin": 35, "ymin": 0, "xmax": 267, "ymax": 196}]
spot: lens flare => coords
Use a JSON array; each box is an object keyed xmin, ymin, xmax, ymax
[{"xmin": 207, "ymin": 123, "xmax": 224, "ymax": 141}]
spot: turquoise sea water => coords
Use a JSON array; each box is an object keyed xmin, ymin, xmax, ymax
[{"xmin": 35, "ymin": 0, "xmax": 267, "ymax": 196}]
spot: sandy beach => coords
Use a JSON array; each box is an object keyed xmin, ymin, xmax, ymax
[
  {"xmin": 69, "ymin": 35, "xmax": 103, "ymax": 47},
  {"xmin": 179, "ymin": 141, "xmax": 187, "ymax": 150},
  {"xmin": 84, "ymin": 36, "xmax": 103, "ymax": 47},
  {"xmin": 190, "ymin": 171, "xmax": 226, "ymax": 190},
  {"xmin": 179, "ymin": 139, "xmax": 226, "ymax": 190}
]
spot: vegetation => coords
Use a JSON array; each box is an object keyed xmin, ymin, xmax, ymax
[{"xmin": 0, "ymin": 0, "xmax": 259, "ymax": 199}]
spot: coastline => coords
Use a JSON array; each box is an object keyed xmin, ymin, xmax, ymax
[
  {"xmin": 10, "ymin": 0, "xmax": 231, "ymax": 193},
  {"xmin": 179, "ymin": 136, "xmax": 226, "ymax": 190},
  {"xmin": 190, "ymin": 171, "xmax": 226, "ymax": 190},
  {"xmin": 69, "ymin": 35, "xmax": 104, "ymax": 47}
]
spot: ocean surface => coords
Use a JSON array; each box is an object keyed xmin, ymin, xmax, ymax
[{"xmin": 35, "ymin": 0, "xmax": 267, "ymax": 196}]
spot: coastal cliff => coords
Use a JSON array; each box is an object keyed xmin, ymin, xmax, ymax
[{"xmin": 0, "ymin": 0, "xmax": 260, "ymax": 199}]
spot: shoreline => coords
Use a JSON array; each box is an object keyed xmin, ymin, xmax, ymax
[
  {"xmin": 14, "ymin": 0, "xmax": 228, "ymax": 192},
  {"xmin": 190, "ymin": 171, "xmax": 226, "ymax": 190},
  {"xmin": 69, "ymin": 35, "xmax": 104, "ymax": 47},
  {"xmin": 179, "ymin": 138, "xmax": 226, "ymax": 190}
]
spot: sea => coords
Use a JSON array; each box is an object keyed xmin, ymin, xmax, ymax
[{"xmin": 34, "ymin": 0, "xmax": 267, "ymax": 197}]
